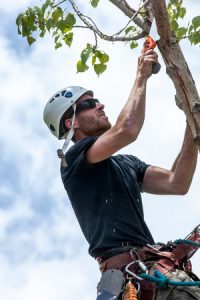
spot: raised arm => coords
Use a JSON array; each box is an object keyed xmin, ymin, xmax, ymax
[
  {"xmin": 86, "ymin": 48, "xmax": 158, "ymax": 164},
  {"xmin": 142, "ymin": 123, "xmax": 198, "ymax": 195}
]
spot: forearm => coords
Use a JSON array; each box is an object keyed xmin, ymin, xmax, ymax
[
  {"xmin": 115, "ymin": 74, "xmax": 147, "ymax": 140},
  {"xmin": 143, "ymin": 126, "xmax": 198, "ymax": 195},
  {"xmin": 170, "ymin": 124, "xmax": 198, "ymax": 194},
  {"xmin": 113, "ymin": 48, "xmax": 158, "ymax": 143}
]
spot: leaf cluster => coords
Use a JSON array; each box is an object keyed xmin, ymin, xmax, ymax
[
  {"xmin": 167, "ymin": 0, "xmax": 200, "ymax": 45},
  {"xmin": 16, "ymin": 0, "xmax": 109, "ymax": 74},
  {"xmin": 77, "ymin": 43, "xmax": 109, "ymax": 76},
  {"xmin": 16, "ymin": 0, "xmax": 76, "ymax": 48},
  {"xmin": 16, "ymin": 0, "xmax": 200, "ymax": 76}
]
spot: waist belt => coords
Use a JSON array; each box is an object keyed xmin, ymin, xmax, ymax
[
  {"xmin": 96, "ymin": 245, "xmax": 176, "ymax": 274},
  {"xmin": 97, "ymin": 249, "xmax": 138, "ymax": 273}
]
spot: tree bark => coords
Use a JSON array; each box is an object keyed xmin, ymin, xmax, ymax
[{"xmin": 151, "ymin": 0, "xmax": 200, "ymax": 149}]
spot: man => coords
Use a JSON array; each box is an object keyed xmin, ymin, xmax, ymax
[{"xmin": 43, "ymin": 47, "xmax": 199, "ymax": 299}]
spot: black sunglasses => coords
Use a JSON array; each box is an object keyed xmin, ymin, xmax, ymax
[{"xmin": 76, "ymin": 98, "xmax": 100, "ymax": 114}]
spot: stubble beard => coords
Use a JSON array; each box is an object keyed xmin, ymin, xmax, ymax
[{"xmin": 80, "ymin": 115, "xmax": 111, "ymax": 137}]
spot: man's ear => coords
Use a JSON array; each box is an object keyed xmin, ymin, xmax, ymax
[
  {"xmin": 65, "ymin": 119, "xmax": 79, "ymax": 129},
  {"xmin": 65, "ymin": 119, "xmax": 72, "ymax": 130}
]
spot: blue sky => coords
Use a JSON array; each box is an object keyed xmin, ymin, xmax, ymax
[{"xmin": 0, "ymin": 1, "xmax": 199, "ymax": 299}]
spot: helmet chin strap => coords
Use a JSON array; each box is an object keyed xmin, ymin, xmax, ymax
[{"xmin": 57, "ymin": 103, "xmax": 76, "ymax": 166}]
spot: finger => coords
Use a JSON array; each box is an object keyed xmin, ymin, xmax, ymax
[
  {"xmin": 142, "ymin": 54, "xmax": 158, "ymax": 61},
  {"xmin": 144, "ymin": 49, "xmax": 157, "ymax": 55}
]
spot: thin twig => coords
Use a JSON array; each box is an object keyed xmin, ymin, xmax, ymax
[
  {"xmin": 52, "ymin": 0, "xmax": 66, "ymax": 9},
  {"xmin": 68, "ymin": 0, "xmax": 146, "ymax": 42},
  {"xmin": 111, "ymin": 0, "xmax": 150, "ymax": 36}
]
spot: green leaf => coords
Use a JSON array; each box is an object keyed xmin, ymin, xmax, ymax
[
  {"xmin": 38, "ymin": 21, "xmax": 45, "ymax": 32},
  {"xmin": 188, "ymin": 24, "xmax": 194, "ymax": 34},
  {"xmin": 65, "ymin": 13, "xmax": 76, "ymax": 26},
  {"xmin": 171, "ymin": 19, "xmax": 179, "ymax": 31},
  {"xmin": 180, "ymin": 7, "xmax": 186, "ymax": 19},
  {"xmin": 192, "ymin": 16, "xmax": 200, "ymax": 30},
  {"xmin": 55, "ymin": 42, "xmax": 62, "ymax": 49},
  {"xmin": 189, "ymin": 32, "xmax": 200, "ymax": 45},
  {"xmin": 169, "ymin": 0, "xmax": 178, "ymax": 5},
  {"xmin": 95, "ymin": 50, "xmax": 109, "ymax": 63},
  {"xmin": 130, "ymin": 41, "xmax": 138, "ymax": 49},
  {"xmin": 92, "ymin": 55, "xmax": 96, "ymax": 65},
  {"xmin": 125, "ymin": 26, "xmax": 136, "ymax": 35},
  {"xmin": 77, "ymin": 60, "xmax": 89, "ymax": 73},
  {"xmin": 81, "ymin": 44, "xmax": 94, "ymax": 64},
  {"xmin": 54, "ymin": 35, "xmax": 60, "ymax": 43},
  {"xmin": 27, "ymin": 36, "xmax": 36, "ymax": 45},
  {"xmin": 94, "ymin": 63, "xmax": 107, "ymax": 76},
  {"xmin": 176, "ymin": 27, "xmax": 187, "ymax": 39},
  {"xmin": 52, "ymin": 7, "xmax": 63, "ymax": 22},
  {"xmin": 16, "ymin": 13, "xmax": 23, "ymax": 34},
  {"xmin": 63, "ymin": 32, "xmax": 73, "ymax": 47},
  {"xmin": 16, "ymin": 13, "xmax": 23, "ymax": 26},
  {"xmin": 57, "ymin": 19, "xmax": 72, "ymax": 33},
  {"xmin": 42, "ymin": 0, "xmax": 53, "ymax": 13},
  {"xmin": 21, "ymin": 16, "xmax": 31, "ymax": 36},
  {"xmin": 39, "ymin": 29, "xmax": 46, "ymax": 37},
  {"xmin": 90, "ymin": 0, "xmax": 100, "ymax": 8},
  {"xmin": 46, "ymin": 18, "xmax": 55, "ymax": 32}
]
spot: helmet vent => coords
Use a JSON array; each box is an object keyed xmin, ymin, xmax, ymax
[
  {"xmin": 65, "ymin": 91, "xmax": 73, "ymax": 98},
  {"xmin": 50, "ymin": 124, "xmax": 55, "ymax": 132},
  {"xmin": 55, "ymin": 94, "xmax": 60, "ymax": 97},
  {"xmin": 61, "ymin": 90, "xmax": 66, "ymax": 96},
  {"xmin": 49, "ymin": 97, "xmax": 55, "ymax": 103}
]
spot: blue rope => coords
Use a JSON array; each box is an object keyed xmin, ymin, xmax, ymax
[
  {"xmin": 174, "ymin": 239, "xmax": 200, "ymax": 248},
  {"xmin": 140, "ymin": 270, "xmax": 200, "ymax": 289},
  {"xmin": 138, "ymin": 235, "xmax": 200, "ymax": 288}
]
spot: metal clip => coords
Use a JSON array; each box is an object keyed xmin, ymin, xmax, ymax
[
  {"xmin": 125, "ymin": 260, "xmax": 144, "ymax": 281},
  {"xmin": 57, "ymin": 149, "xmax": 68, "ymax": 167}
]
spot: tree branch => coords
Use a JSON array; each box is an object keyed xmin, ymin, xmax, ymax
[{"xmin": 68, "ymin": 0, "xmax": 146, "ymax": 42}]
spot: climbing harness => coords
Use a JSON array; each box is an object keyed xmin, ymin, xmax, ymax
[
  {"xmin": 121, "ymin": 224, "xmax": 200, "ymax": 300},
  {"xmin": 97, "ymin": 224, "xmax": 200, "ymax": 300}
]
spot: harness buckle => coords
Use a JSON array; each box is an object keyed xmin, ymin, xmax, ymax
[{"xmin": 125, "ymin": 260, "xmax": 148, "ymax": 281}]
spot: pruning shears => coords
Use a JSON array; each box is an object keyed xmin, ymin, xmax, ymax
[{"xmin": 144, "ymin": 19, "xmax": 161, "ymax": 74}]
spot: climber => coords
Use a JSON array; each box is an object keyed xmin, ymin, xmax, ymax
[{"xmin": 43, "ymin": 45, "xmax": 199, "ymax": 299}]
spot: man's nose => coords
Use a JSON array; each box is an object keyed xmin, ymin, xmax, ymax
[{"xmin": 96, "ymin": 102, "xmax": 104, "ymax": 110}]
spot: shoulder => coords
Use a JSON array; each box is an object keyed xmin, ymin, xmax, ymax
[{"xmin": 66, "ymin": 136, "xmax": 98, "ymax": 162}]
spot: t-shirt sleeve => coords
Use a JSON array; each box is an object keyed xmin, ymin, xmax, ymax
[{"xmin": 127, "ymin": 155, "xmax": 150, "ymax": 190}]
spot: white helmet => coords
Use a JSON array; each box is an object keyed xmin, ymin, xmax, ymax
[
  {"xmin": 43, "ymin": 86, "xmax": 93, "ymax": 139},
  {"xmin": 43, "ymin": 86, "xmax": 93, "ymax": 160}
]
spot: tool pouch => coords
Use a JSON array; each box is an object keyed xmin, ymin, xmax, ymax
[{"xmin": 96, "ymin": 269, "xmax": 124, "ymax": 300}]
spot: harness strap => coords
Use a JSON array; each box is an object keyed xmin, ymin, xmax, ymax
[
  {"xmin": 172, "ymin": 231, "xmax": 200, "ymax": 261},
  {"xmin": 97, "ymin": 251, "xmax": 138, "ymax": 273}
]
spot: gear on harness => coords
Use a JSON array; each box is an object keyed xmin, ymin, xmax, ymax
[
  {"xmin": 123, "ymin": 224, "xmax": 200, "ymax": 290},
  {"xmin": 97, "ymin": 224, "xmax": 200, "ymax": 299},
  {"xmin": 96, "ymin": 269, "xmax": 124, "ymax": 300},
  {"xmin": 122, "ymin": 281, "xmax": 138, "ymax": 300}
]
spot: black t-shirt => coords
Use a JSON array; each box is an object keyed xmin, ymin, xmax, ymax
[{"xmin": 61, "ymin": 136, "xmax": 154, "ymax": 258}]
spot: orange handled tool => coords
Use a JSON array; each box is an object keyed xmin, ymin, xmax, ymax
[{"xmin": 144, "ymin": 36, "xmax": 161, "ymax": 74}]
